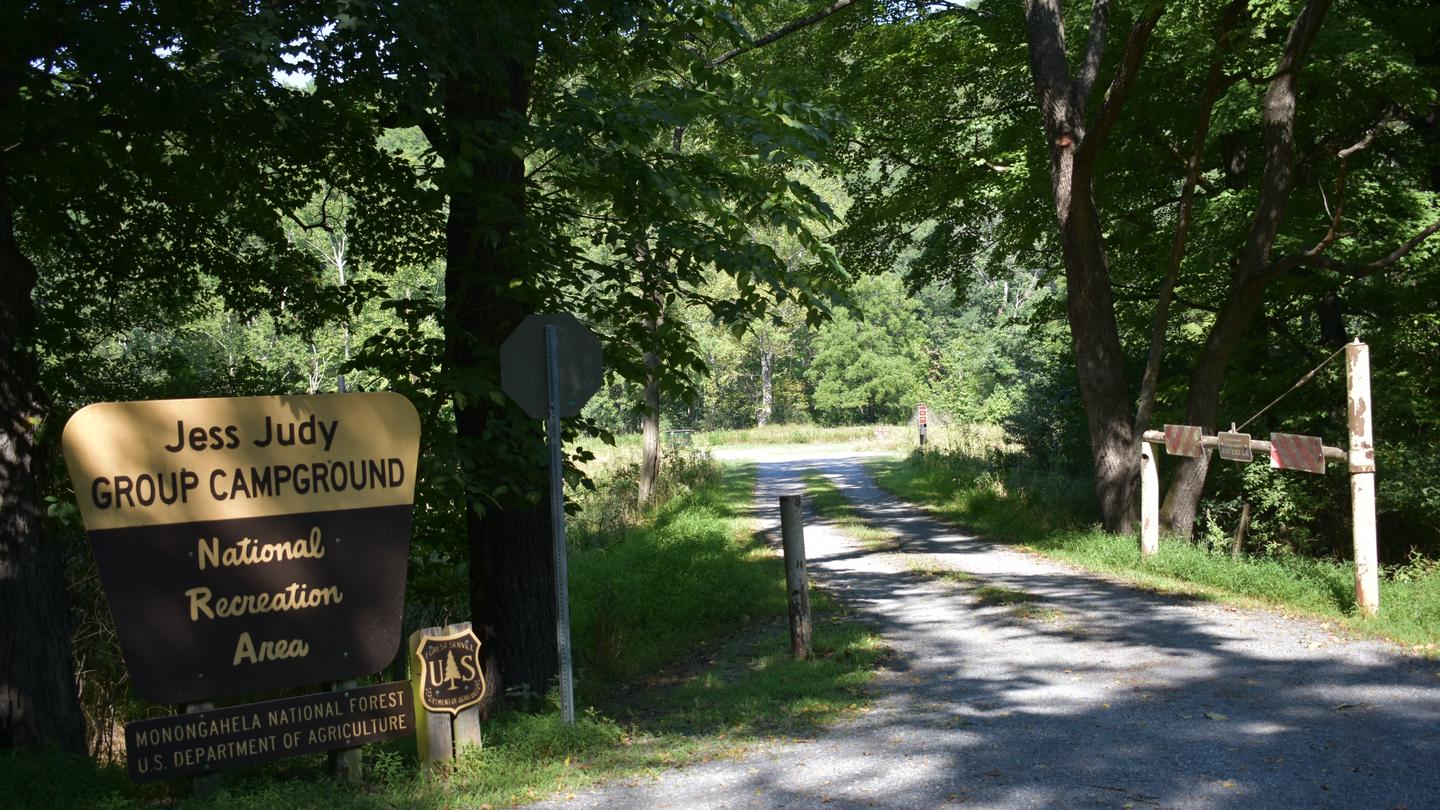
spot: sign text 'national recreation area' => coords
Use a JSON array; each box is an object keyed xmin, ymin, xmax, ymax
[{"xmin": 62, "ymin": 393, "xmax": 420, "ymax": 704}]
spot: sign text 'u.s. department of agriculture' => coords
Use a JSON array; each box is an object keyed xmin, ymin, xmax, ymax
[{"xmin": 124, "ymin": 680, "xmax": 414, "ymax": 782}]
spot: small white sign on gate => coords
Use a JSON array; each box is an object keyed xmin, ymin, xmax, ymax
[{"xmin": 1218, "ymin": 431, "xmax": 1253, "ymax": 463}]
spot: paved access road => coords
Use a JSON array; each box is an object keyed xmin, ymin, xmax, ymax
[{"xmin": 530, "ymin": 449, "xmax": 1440, "ymax": 809}]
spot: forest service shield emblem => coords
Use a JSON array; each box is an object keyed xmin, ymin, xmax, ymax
[{"xmin": 414, "ymin": 627, "xmax": 487, "ymax": 715}]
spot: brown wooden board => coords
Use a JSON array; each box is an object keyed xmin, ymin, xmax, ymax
[
  {"xmin": 1218, "ymin": 431, "xmax": 1253, "ymax": 463},
  {"xmin": 917, "ymin": 404, "xmax": 928, "ymax": 426},
  {"xmin": 88, "ymin": 506, "xmax": 411, "ymax": 703},
  {"xmin": 125, "ymin": 680, "xmax": 414, "ymax": 782},
  {"xmin": 61, "ymin": 393, "xmax": 420, "ymax": 704}
]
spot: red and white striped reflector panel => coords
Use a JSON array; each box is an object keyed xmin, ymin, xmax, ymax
[
  {"xmin": 1269, "ymin": 432, "xmax": 1326, "ymax": 474},
  {"xmin": 1163, "ymin": 424, "xmax": 1205, "ymax": 458}
]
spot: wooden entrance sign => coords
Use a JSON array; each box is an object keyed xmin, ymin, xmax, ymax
[
  {"xmin": 61, "ymin": 392, "xmax": 421, "ymax": 705},
  {"xmin": 124, "ymin": 680, "xmax": 414, "ymax": 783}
]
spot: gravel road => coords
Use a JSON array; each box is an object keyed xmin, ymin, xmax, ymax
[{"xmin": 530, "ymin": 448, "xmax": 1440, "ymax": 809}]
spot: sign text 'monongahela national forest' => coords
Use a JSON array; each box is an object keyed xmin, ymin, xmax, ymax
[{"xmin": 62, "ymin": 393, "xmax": 421, "ymax": 705}]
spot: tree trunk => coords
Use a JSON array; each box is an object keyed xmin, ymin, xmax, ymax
[
  {"xmin": 639, "ymin": 363, "xmax": 661, "ymax": 505},
  {"xmin": 1023, "ymin": 0, "xmax": 1156, "ymax": 532},
  {"xmin": 637, "ymin": 278, "xmax": 663, "ymax": 508},
  {"xmin": 1162, "ymin": 0, "xmax": 1333, "ymax": 536},
  {"xmin": 1059, "ymin": 193, "xmax": 1139, "ymax": 533},
  {"xmin": 757, "ymin": 334, "xmax": 774, "ymax": 427},
  {"xmin": 1161, "ymin": 271, "xmax": 1270, "ymax": 532},
  {"xmin": 437, "ymin": 29, "xmax": 557, "ymax": 702},
  {"xmin": 1317, "ymin": 290, "xmax": 1348, "ymax": 348},
  {"xmin": 0, "ymin": 167, "xmax": 86, "ymax": 752},
  {"xmin": 1134, "ymin": 0, "xmax": 1246, "ymax": 439}
]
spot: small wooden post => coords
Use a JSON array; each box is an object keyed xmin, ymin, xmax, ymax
[
  {"xmin": 408, "ymin": 622, "xmax": 484, "ymax": 768},
  {"xmin": 1346, "ymin": 340, "xmax": 1379, "ymax": 617},
  {"xmin": 327, "ymin": 679, "xmax": 362, "ymax": 784},
  {"xmin": 779, "ymin": 495, "xmax": 812, "ymax": 660},
  {"xmin": 1231, "ymin": 503, "xmax": 1251, "ymax": 559},
  {"xmin": 1140, "ymin": 441, "xmax": 1159, "ymax": 557},
  {"xmin": 184, "ymin": 702, "xmax": 221, "ymax": 795}
]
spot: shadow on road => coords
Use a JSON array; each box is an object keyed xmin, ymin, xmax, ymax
[{"xmin": 721, "ymin": 455, "xmax": 1440, "ymax": 809}]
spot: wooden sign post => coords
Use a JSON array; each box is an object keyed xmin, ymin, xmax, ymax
[
  {"xmin": 408, "ymin": 622, "xmax": 486, "ymax": 768},
  {"xmin": 1346, "ymin": 341, "xmax": 1379, "ymax": 617},
  {"xmin": 779, "ymin": 495, "xmax": 813, "ymax": 660},
  {"xmin": 1139, "ymin": 441, "xmax": 1159, "ymax": 557}
]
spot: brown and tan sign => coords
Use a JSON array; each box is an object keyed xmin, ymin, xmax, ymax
[
  {"xmin": 61, "ymin": 393, "xmax": 420, "ymax": 704},
  {"xmin": 414, "ymin": 626, "xmax": 487, "ymax": 715},
  {"xmin": 124, "ymin": 680, "xmax": 414, "ymax": 782}
]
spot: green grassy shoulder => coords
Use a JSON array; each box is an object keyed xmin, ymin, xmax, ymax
[
  {"xmin": 2, "ymin": 461, "xmax": 885, "ymax": 809},
  {"xmin": 868, "ymin": 452, "xmax": 1440, "ymax": 652},
  {"xmin": 800, "ymin": 471, "xmax": 900, "ymax": 551}
]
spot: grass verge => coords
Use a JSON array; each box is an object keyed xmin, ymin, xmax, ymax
[
  {"xmin": 3, "ymin": 462, "xmax": 886, "ymax": 809},
  {"xmin": 869, "ymin": 452, "xmax": 1440, "ymax": 652},
  {"xmin": 801, "ymin": 471, "xmax": 900, "ymax": 551}
]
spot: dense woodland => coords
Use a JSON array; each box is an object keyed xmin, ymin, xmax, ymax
[{"xmin": 2, "ymin": 0, "xmax": 1438, "ymax": 761}]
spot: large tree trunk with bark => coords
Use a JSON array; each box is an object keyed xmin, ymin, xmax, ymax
[
  {"xmin": 1023, "ymin": 0, "xmax": 1162, "ymax": 533},
  {"xmin": 438, "ymin": 30, "xmax": 557, "ymax": 704},
  {"xmin": 1162, "ymin": 0, "xmax": 1333, "ymax": 536},
  {"xmin": 0, "ymin": 167, "xmax": 86, "ymax": 752},
  {"xmin": 1059, "ymin": 200, "xmax": 1139, "ymax": 533}
]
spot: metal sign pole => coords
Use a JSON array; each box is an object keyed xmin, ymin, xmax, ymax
[{"xmin": 545, "ymin": 325, "xmax": 576, "ymax": 724}]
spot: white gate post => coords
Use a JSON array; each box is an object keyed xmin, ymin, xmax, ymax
[
  {"xmin": 1346, "ymin": 340, "xmax": 1379, "ymax": 617},
  {"xmin": 1140, "ymin": 441, "xmax": 1159, "ymax": 557}
]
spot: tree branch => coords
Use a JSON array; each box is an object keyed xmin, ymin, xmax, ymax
[
  {"xmin": 1272, "ymin": 217, "xmax": 1440, "ymax": 277},
  {"xmin": 710, "ymin": 0, "xmax": 862, "ymax": 68},
  {"xmin": 1135, "ymin": 0, "xmax": 1247, "ymax": 437},
  {"xmin": 1291, "ymin": 113, "xmax": 1396, "ymax": 259},
  {"xmin": 1023, "ymin": 0, "xmax": 1076, "ymax": 147},
  {"xmin": 1233, "ymin": 0, "xmax": 1332, "ymax": 276},
  {"xmin": 1074, "ymin": 0, "xmax": 1110, "ymax": 111},
  {"xmin": 1146, "ymin": 129, "xmax": 1220, "ymax": 194},
  {"xmin": 1074, "ymin": 3, "xmax": 1165, "ymax": 173}
]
